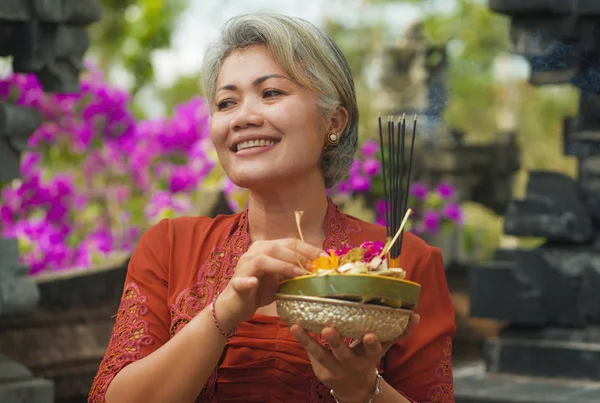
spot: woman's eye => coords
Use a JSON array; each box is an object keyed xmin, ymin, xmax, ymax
[
  {"xmin": 263, "ymin": 89, "xmax": 282, "ymax": 98},
  {"xmin": 216, "ymin": 100, "xmax": 234, "ymax": 110}
]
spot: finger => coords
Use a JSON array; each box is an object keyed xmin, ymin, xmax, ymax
[
  {"xmin": 322, "ymin": 327, "xmax": 354, "ymax": 361},
  {"xmin": 254, "ymin": 243, "xmax": 312, "ymax": 272},
  {"xmin": 250, "ymin": 254, "xmax": 306, "ymax": 278},
  {"xmin": 361, "ymin": 333, "xmax": 384, "ymax": 360},
  {"xmin": 290, "ymin": 325, "xmax": 340, "ymax": 369},
  {"xmin": 281, "ymin": 238, "xmax": 325, "ymax": 260}
]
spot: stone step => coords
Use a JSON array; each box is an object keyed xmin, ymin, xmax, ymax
[
  {"xmin": 455, "ymin": 362, "xmax": 600, "ymax": 403},
  {"xmin": 0, "ymin": 379, "xmax": 54, "ymax": 403}
]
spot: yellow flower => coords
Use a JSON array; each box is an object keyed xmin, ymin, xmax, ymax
[{"xmin": 310, "ymin": 250, "xmax": 340, "ymax": 272}]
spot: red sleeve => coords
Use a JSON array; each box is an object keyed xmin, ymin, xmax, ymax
[
  {"xmin": 383, "ymin": 247, "xmax": 456, "ymax": 403},
  {"xmin": 88, "ymin": 219, "xmax": 171, "ymax": 403}
]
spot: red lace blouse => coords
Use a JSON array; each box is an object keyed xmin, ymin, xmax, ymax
[{"xmin": 89, "ymin": 201, "xmax": 456, "ymax": 402}]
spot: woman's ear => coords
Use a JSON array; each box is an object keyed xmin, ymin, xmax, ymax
[{"xmin": 326, "ymin": 106, "xmax": 349, "ymax": 138}]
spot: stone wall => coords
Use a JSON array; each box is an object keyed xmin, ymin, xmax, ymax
[{"xmin": 0, "ymin": 263, "xmax": 127, "ymax": 403}]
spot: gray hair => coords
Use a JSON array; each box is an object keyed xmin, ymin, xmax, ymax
[{"xmin": 202, "ymin": 13, "xmax": 359, "ymax": 188}]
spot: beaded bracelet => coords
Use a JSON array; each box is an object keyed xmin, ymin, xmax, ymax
[{"xmin": 211, "ymin": 293, "xmax": 237, "ymax": 339}]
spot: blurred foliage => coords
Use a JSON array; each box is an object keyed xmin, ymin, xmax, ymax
[
  {"xmin": 157, "ymin": 72, "xmax": 204, "ymax": 115},
  {"xmin": 89, "ymin": 0, "xmax": 188, "ymax": 96},
  {"xmin": 324, "ymin": 20, "xmax": 386, "ymax": 144}
]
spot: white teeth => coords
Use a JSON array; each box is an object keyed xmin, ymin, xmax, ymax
[{"xmin": 236, "ymin": 139, "xmax": 278, "ymax": 151}]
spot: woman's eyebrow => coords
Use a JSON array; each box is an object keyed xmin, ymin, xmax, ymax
[{"xmin": 216, "ymin": 73, "xmax": 291, "ymax": 93}]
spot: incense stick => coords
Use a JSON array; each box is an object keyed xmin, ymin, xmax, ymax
[{"xmin": 376, "ymin": 114, "xmax": 418, "ymax": 261}]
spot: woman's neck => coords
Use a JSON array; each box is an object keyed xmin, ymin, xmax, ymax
[{"xmin": 246, "ymin": 172, "xmax": 329, "ymax": 246}]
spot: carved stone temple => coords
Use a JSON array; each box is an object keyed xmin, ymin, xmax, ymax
[
  {"xmin": 0, "ymin": 1, "xmax": 102, "ymax": 402},
  {"xmin": 455, "ymin": 1, "xmax": 600, "ymax": 402}
]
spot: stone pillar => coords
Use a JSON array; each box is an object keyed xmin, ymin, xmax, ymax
[
  {"xmin": 0, "ymin": 1, "xmax": 102, "ymax": 402},
  {"xmin": 373, "ymin": 22, "xmax": 449, "ymax": 146},
  {"xmin": 455, "ymin": 2, "xmax": 600, "ymax": 402}
]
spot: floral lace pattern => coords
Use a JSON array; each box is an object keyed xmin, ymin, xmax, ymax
[
  {"xmin": 88, "ymin": 283, "xmax": 154, "ymax": 402},
  {"xmin": 169, "ymin": 211, "xmax": 250, "ymax": 401},
  {"xmin": 427, "ymin": 336, "xmax": 454, "ymax": 403}
]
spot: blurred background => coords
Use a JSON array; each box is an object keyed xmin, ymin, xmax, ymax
[{"xmin": 1, "ymin": 0, "xmax": 599, "ymax": 402}]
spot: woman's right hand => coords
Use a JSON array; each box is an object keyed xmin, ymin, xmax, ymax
[{"xmin": 214, "ymin": 239, "xmax": 324, "ymax": 332}]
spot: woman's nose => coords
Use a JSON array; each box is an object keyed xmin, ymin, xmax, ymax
[{"xmin": 230, "ymin": 99, "xmax": 264, "ymax": 131}]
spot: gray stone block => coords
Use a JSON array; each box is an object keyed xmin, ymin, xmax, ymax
[
  {"xmin": 0, "ymin": 239, "xmax": 20, "ymax": 269},
  {"xmin": 518, "ymin": 247, "xmax": 600, "ymax": 326},
  {"xmin": 36, "ymin": 58, "xmax": 84, "ymax": 94},
  {"xmin": 33, "ymin": 0, "xmax": 103, "ymax": 25},
  {"xmin": 0, "ymin": 143, "xmax": 20, "ymax": 183},
  {"xmin": 0, "ymin": 271, "xmax": 40, "ymax": 316},
  {"xmin": 484, "ymin": 327, "xmax": 600, "ymax": 380},
  {"xmin": 469, "ymin": 257, "xmax": 546, "ymax": 324},
  {"xmin": 1, "ymin": 103, "xmax": 42, "ymax": 151},
  {"xmin": 503, "ymin": 171, "xmax": 593, "ymax": 242},
  {"xmin": 0, "ymin": 0, "xmax": 29, "ymax": 21},
  {"xmin": 12, "ymin": 23, "xmax": 88, "ymax": 73}
]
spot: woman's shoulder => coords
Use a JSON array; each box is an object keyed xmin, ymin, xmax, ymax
[
  {"xmin": 134, "ymin": 212, "xmax": 246, "ymax": 269},
  {"xmin": 143, "ymin": 211, "xmax": 245, "ymax": 241}
]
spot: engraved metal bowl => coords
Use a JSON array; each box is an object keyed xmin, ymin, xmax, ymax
[
  {"xmin": 275, "ymin": 294, "xmax": 413, "ymax": 342},
  {"xmin": 277, "ymin": 273, "xmax": 421, "ymax": 309}
]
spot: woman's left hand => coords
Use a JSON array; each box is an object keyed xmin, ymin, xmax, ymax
[{"xmin": 290, "ymin": 314, "xmax": 420, "ymax": 403}]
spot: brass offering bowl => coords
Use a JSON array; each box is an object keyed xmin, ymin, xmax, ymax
[{"xmin": 275, "ymin": 274, "xmax": 421, "ymax": 342}]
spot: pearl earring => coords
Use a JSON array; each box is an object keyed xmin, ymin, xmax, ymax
[{"xmin": 326, "ymin": 132, "xmax": 340, "ymax": 147}]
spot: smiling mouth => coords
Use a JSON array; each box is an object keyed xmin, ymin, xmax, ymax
[{"xmin": 236, "ymin": 139, "xmax": 280, "ymax": 152}]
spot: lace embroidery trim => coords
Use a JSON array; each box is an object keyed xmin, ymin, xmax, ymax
[
  {"xmin": 88, "ymin": 282, "xmax": 154, "ymax": 402},
  {"xmin": 323, "ymin": 198, "xmax": 361, "ymax": 250},
  {"xmin": 169, "ymin": 211, "xmax": 250, "ymax": 402},
  {"xmin": 428, "ymin": 336, "xmax": 454, "ymax": 403}
]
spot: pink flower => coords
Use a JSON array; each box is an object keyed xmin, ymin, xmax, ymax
[
  {"xmin": 436, "ymin": 183, "xmax": 456, "ymax": 200},
  {"xmin": 442, "ymin": 202, "xmax": 463, "ymax": 225},
  {"xmin": 360, "ymin": 140, "xmax": 379, "ymax": 157},
  {"xmin": 350, "ymin": 175, "xmax": 371, "ymax": 192},
  {"xmin": 362, "ymin": 158, "xmax": 381, "ymax": 177},
  {"xmin": 360, "ymin": 241, "xmax": 385, "ymax": 262},
  {"xmin": 422, "ymin": 210, "xmax": 440, "ymax": 233},
  {"xmin": 410, "ymin": 182, "xmax": 429, "ymax": 201}
]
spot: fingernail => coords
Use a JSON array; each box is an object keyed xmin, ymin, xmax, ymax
[
  {"xmin": 319, "ymin": 252, "xmax": 329, "ymax": 258},
  {"xmin": 293, "ymin": 267, "xmax": 306, "ymax": 276}
]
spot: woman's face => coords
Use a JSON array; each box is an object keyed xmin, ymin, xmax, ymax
[{"xmin": 210, "ymin": 45, "xmax": 330, "ymax": 190}]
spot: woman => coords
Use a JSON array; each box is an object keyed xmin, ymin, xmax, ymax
[{"xmin": 89, "ymin": 13, "xmax": 455, "ymax": 403}]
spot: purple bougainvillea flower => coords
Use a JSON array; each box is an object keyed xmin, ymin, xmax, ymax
[
  {"xmin": 350, "ymin": 175, "xmax": 371, "ymax": 193},
  {"xmin": 360, "ymin": 140, "xmax": 379, "ymax": 157},
  {"xmin": 442, "ymin": 202, "xmax": 464, "ymax": 225},
  {"xmin": 362, "ymin": 158, "xmax": 381, "ymax": 177},
  {"xmin": 410, "ymin": 182, "xmax": 429, "ymax": 201},
  {"xmin": 436, "ymin": 183, "xmax": 456, "ymax": 200},
  {"xmin": 422, "ymin": 210, "xmax": 440, "ymax": 233}
]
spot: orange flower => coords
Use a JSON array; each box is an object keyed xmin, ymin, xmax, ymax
[{"xmin": 309, "ymin": 250, "xmax": 340, "ymax": 272}]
